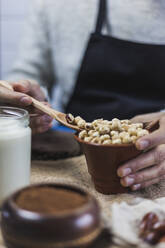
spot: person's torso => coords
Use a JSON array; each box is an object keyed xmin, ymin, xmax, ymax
[{"xmin": 44, "ymin": 0, "xmax": 165, "ymax": 110}]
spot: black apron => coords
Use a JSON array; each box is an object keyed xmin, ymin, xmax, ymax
[{"xmin": 66, "ymin": 0, "xmax": 165, "ymax": 122}]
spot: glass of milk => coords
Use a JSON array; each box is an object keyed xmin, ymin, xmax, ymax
[{"xmin": 0, "ymin": 106, "xmax": 31, "ymax": 204}]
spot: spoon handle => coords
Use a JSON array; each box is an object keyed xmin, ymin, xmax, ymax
[
  {"xmin": 0, "ymin": 81, "xmax": 14, "ymax": 91},
  {"xmin": 31, "ymin": 98, "xmax": 59, "ymax": 118}
]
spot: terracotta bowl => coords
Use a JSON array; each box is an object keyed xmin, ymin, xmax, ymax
[
  {"xmin": 75, "ymin": 136, "xmax": 141, "ymax": 194},
  {"xmin": 75, "ymin": 120, "xmax": 159, "ymax": 195},
  {"xmin": 1, "ymin": 183, "xmax": 101, "ymax": 248}
]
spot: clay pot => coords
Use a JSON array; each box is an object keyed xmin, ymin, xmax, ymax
[
  {"xmin": 75, "ymin": 120, "xmax": 159, "ymax": 195},
  {"xmin": 1, "ymin": 183, "xmax": 101, "ymax": 248},
  {"xmin": 75, "ymin": 136, "xmax": 141, "ymax": 194},
  {"xmin": 75, "ymin": 119, "xmax": 159, "ymax": 194}
]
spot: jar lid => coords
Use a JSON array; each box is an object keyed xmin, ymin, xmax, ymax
[
  {"xmin": 1, "ymin": 183, "xmax": 101, "ymax": 248},
  {"xmin": 15, "ymin": 185, "xmax": 89, "ymax": 215}
]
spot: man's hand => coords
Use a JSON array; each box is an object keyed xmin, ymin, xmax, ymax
[
  {"xmin": 0, "ymin": 80, "xmax": 53, "ymax": 134},
  {"xmin": 117, "ymin": 112, "xmax": 165, "ymax": 191}
]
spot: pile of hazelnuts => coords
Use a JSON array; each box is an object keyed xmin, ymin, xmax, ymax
[{"xmin": 66, "ymin": 114, "xmax": 149, "ymax": 145}]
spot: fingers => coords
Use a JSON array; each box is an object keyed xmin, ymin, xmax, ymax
[
  {"xmin": 131, "ymin": 112, "xmax": 164, "ymax": 124},
  {"xmin": 0, "ymin": 80, "xmax": 45, "ymax": 107},
  {"xmin": 29, "ymin": 101, "xmax": 53, "ymax": 134},
  {"xmin": 31, "ymin": 83, "xmax": 46, "ymax": 101},
  {"xmin": 0, "ymin": 80, "xmax": 51, "ymax": 134},
  {"xmin": 30, "ymin": 114, "xmax": 53, "ymax": 134},
  {"xmin": 12, "ymin": 80, "xmax": 46, "ymax": 101},
  {"xmin": 120, "ymin": 113, "xmax": 165, "ymax": 191},
  {"xmin": 117, "ymin": 145, "xmax": 165, "ymax": 177},
  {"xmin": 118, "ymin": 144, "xmax": 165, "ymax": 190},
  {"xmin": 120, "ymin": 161, "xmax": 165, "ymax": 188},
  {"xmin": 136, "ymin": 117, "xmax": 165, "ymax": 151},
  {"xmin": 32, "ymin": 122, "xmax": 53, "ymax": 134},
  {"xmin": 0, "ymin": 85, "xmax": 32, "ymax": 107},
  {"xmin": 11, "ymin": 80, "xmax": 31, "ymax": 94},
  {"xmin": 131, "ymin": 174, "xmax": 165, "ymax": 191},
  {"xmin": 30, "ymin": 115, "xmax": 53, "ymax": 126}
]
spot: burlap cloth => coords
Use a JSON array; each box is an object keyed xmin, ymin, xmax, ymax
[{"xmin": 1, "ymin": 155, "xmax": 165, "ymax": 248}]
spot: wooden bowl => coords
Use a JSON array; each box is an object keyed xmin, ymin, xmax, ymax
[
  {"xmin": 75, "ymin": 135, "xmax": 140, "ymax": 194},
  {"xmin": 1, "ymin": 183, "xmax": 101, "ymax": 248},
  {"xmin": 75, "ymin": 120, "xmax": 159, "ymax": 195}
]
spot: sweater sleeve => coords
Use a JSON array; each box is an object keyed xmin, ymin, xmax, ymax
[{"xmin": 7, "ymin": 0, "xmax": 55, "ymax": 97}]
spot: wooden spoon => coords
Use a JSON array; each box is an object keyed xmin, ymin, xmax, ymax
[
  {"xmin": 0, "ymin": 81, "xmax": 159, "ymax": 133},
  {"xmin": 0, "ymin": 81, "xmax": 81, "ymax": 131}
]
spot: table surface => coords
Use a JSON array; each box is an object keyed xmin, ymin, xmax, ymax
[{"xmin": 1, "ymin": 155, "xmax": 165, "ymax": 248}]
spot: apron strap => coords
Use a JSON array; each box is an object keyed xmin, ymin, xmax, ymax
[{"xmin": 95, "ymin": 0, "xmax": 107, "ymax": 34}]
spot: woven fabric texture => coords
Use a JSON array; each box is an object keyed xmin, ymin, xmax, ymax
[{"xmin": 1, "ymin": 155, "xmax": 165, "ymax": 247}]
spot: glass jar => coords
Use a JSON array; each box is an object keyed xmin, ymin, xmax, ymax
[{"xmin": 0, "ymin": 107, "xmax": 31, "ymax": 204}]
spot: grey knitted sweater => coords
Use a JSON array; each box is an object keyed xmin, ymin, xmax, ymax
[{"xmin": 8, "ymin": 0, "xmax": 165, "ymax": 111}]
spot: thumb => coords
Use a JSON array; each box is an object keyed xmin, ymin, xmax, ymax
[
  {"xmin": 136, "ymin": 126, "xmax": 165, "ymax": 151},
  {"xmin": 0, "ymin": 87, "xmax": 32, "ymax": 107}
]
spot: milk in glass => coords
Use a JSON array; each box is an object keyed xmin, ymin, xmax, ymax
[{"xmin": 0, "ymin": 107, "xmax": 31, "ymax": 204}]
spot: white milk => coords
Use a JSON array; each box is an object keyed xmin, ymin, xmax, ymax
[{"xmin": 0, "ymin": 107, "xmax": 31, "ymax": 204}]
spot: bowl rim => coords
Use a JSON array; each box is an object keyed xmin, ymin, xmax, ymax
[
  {"xmin": 74, "ymin": 134, "xmax": 135, "ymax": 148},
  {"xmin": 2, "ymin": 183, "xmax": 99, "ymax": 220}
]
